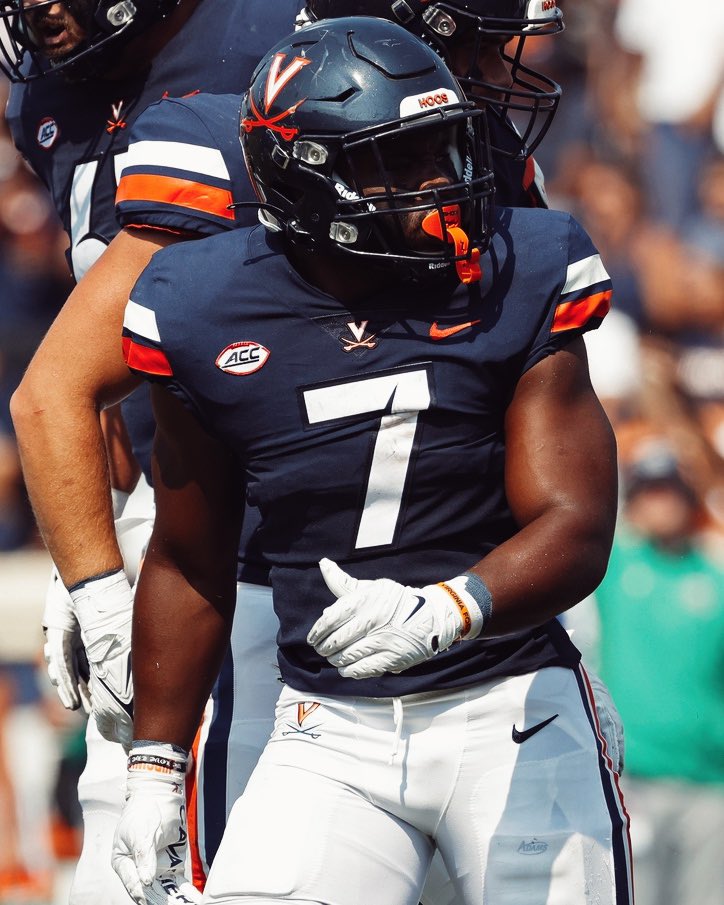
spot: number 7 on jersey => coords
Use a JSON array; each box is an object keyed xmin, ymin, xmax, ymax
[{"xmin": 302, "ymin": 368, "xmax": 432, "ymax": 550}]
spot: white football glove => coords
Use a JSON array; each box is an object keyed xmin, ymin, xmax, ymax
[
  {"xmin": 112, "ymin": 745, "xmax": 202, "ymax": 905},
  {"xmin": 42, "ymin": 567, "xmax": 92, "ymax": 713},
  {"xmin": 308, "ymin": 558, "xmax": 490, "ymax": 679},
  {"xmin": 70, "ymin": 569, "xmax": 135, "ymax": 750},
  {"xmin": 41, "ymin": 487, "xmax": 135, "ymax": 714}
]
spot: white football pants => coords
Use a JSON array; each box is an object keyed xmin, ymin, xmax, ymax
[{"xmin": 203, "ymin": 668, "xmax": 633, "ymax": 905}]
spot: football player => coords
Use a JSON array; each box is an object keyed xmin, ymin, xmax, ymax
[
  {"xmin": 301, "ymin": 0, "xmax": 563, "ymax": 207},
  {"xmin": 7, "ymin": 0, "xmax": 623, "ymax": 901},
  {"xmin": 112, "ymin": 18, "xmax": 631, "ymax": 905},
  {"xmin": 3, "ymin": 0, "xmax": 302, "ymax": 901},
  {"xmin": 301, "ymin": 1, "xmax": 626, "ymax": 819}
]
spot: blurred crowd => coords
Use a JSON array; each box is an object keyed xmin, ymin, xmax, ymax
[{"xmin": 0, "ymin": 0, "xmax": 722, "ymax": 903}]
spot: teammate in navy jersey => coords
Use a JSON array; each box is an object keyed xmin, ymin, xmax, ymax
[
  {"xmin": 6, "ymin": 0, "xmax": 301, "ymax": 902},
  {"xmin": 112, "ymin": 19, "xmax": 631, "ymax": 905},
  {"xmin": 302, "ymin": 0, "xmax": 563, "ymax": 207}
]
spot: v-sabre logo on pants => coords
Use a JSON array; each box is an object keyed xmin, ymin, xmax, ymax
[{"xmin": 281, "ymin": 701, "xmax": 323, "ymax": 739}]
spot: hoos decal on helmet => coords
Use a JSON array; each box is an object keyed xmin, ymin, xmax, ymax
[
  {"xmin": 0, "ymin": 0, "xmax": 179, "ymax": 81},
  {"xmin": 303, "ymin": 0, "xmax": 564, "ymax": 160},
  {"xmin": 239, "ymin": 17, "xmax": 494, "ymax": 285}
]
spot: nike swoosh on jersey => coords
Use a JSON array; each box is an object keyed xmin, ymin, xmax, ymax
[
  {"xmin": 429, "ymin": 320, "xmax": 481, "ymax": 340},
  {"xmin": 511, "ymin": 713, "xmax": 558, "ymax": 744}
]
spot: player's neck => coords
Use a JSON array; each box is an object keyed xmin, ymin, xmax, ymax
[
  {"xmin": 102, "ymin": 0, "xmax": 204, "ymax": 79},
  {"xmin": 286, "ymin": 244, "xmax": 394, "ymax": 305}
]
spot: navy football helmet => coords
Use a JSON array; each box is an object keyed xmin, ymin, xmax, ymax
[
  {"xmin": 0, "ymin": 0, "xmax": 178, "ymax": 81},
  {"xmin": 240, "ymin": 17, "xmax": 494, "ymax": 283},
  {"xmin": 304, "ymin": 0, "xmax": 564, "ymax": 159}
]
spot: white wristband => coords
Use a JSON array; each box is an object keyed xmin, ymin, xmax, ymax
[{"xmin": 128, "ymin": 743, "xmax": 187, "ymax": 777}]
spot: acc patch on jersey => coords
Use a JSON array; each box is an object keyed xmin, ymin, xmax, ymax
[
  {"xmin": 216, "ymin": 341, "xmax": 270, "ymax": 375},
  {"xmin": 36, "ymin": 116, "xmax": 59, "ymax": 149}
]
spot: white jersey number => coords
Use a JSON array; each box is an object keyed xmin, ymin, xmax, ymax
[
  {"xmin": 69, "ymin": 152, "xmax": 129, "ymax": 281},
  {"xmin": 303, "ymin": 368, "xmax": 432, "ymax": 549}
]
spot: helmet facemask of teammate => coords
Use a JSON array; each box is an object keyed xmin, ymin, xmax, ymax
[
  {"xmin": 303, "ymin": 0, "xmax": 564, "ymax": 160},
  {"xmin": 0, "ymin": 0, "xmax": 179, "ymax": 81},
  {"xmin": 239, "ymin": 17, "xmax": 495, "ymax": 285}
]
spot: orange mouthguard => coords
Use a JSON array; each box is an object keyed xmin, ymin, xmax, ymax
[{"xmin": 421, "ymin": 205, "xmax": 482, "ymax": 284}]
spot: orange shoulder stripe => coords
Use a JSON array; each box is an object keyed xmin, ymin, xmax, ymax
[
  {"xmin": 116, "ymin": 173, "xmax": 235, "ymax": 220},
  {"xmin": 551, "ymin": 289, "xmax": 612, "ymax": 334},
  {"xmin": 122, "ymin": 336, "xmax": 173, "ymax": 377}
]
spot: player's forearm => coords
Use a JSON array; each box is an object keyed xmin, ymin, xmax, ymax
[
  {"xmin": 10, "ymin": 382, "xmax": 123, "ymax": 587},
  {"xmin": 477, "ymin": 339, "xmax": 618, "ymax": 634},
  {"xmin": 468, "ymin": 507, "xmax": 614, "ymax": 636},
  {"xmin": 130, "ymin": 552, "xmax": 236, "ymax": 751}
]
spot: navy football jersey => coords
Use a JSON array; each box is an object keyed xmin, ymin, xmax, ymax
[
  {"xmin": 111, "ymin": 94, "xmax": 545, "ymax": 583},
  {"xmin": 6, "ymin": 0, "xmax": 301, "ymax": 280},
  {"xmin": 123, "ymin": 207, "xmax": 612, "ymax": 697},
  {"xmin": 6, "ymin": 0, "xmax": 301, "ymax": 483}
]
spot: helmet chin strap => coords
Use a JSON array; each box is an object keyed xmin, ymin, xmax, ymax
[{"xmin": 421, "ymin": 205, "xmax": 482, "ymax": 284}]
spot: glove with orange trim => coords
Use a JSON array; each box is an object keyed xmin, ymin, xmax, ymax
[{"xmin": 308, "ymin": 558, "xmax": 492, "ymax": 679}]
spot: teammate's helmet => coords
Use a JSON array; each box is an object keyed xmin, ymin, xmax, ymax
[
  {"xmin": 303, "ymin": 0, "xmax": 564, "ymax": 159},
  {"xmin": 0, "ymin": 0, "xmax": 179, "ymax": 81},
  {"xmin": 240, "ymin": 17, "xmax": 494, "ymax": 283}
]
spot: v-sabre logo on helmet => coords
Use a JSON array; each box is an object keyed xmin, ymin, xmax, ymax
[
  {"xmin": 241, "ymin": 53, "xmax": 312, "ymax": 141},
  {"xmin": 399, "ymin": 88, "xmax": 460, "ymax": 119}
]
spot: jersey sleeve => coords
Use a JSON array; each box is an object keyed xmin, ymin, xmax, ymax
[
  {"xmin": 122, "ymin": 251, "xmax": 205, "ymax": 424},
  {"xmin": 123, "ymin": 260, "xmax": 175, "ymax": 382},
  {"xmin": 115, "ymin": 96, "xmax": 239, "ymax": 236},
  {"xmin": 524, "ymin": 214, "xmax": 613, "ymax": 373}
]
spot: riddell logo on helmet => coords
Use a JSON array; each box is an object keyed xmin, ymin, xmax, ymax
[
  {"xmin": 400, "ymin": 88, "xmax": 459, "ymax": 119},
  {"xmin": 334, "ymin": 182, "xmax": 361, "ymax": 201}
]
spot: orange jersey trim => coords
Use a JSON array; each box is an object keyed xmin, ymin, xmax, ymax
[
  {"xmin": 551, "ymin": 289, "xmax": 612, "ymax": 334},
  {"xmin": 122, "ymin": 335, "xmax": 173, "ymax": 377},
  {"xmin": 186, "ymin": 724, "xmax": 206, "ymax": 891},
  {"xmin": 124, "ymin": 223, "xmax": 188, "ymax": 236},
  {"xmin": 116, "ymin": 173, "xmax": 235, "ymax": 220},
  {"xmin": 523, "ymin": 156, "xmax": 536, "ymax": 191}
]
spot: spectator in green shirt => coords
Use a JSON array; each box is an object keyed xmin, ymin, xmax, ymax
[{"xmin": 594, "ymin": 441, "xmax": 724, "ymax": 905}]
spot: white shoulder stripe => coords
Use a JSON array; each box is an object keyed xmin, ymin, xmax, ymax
[
  {"xmin": 123, "ymin": 140, "xmax": 231, "ymax": 181},
  {"xmin": 124, "ymin": 300, "xmax": 161, "ymax": 342},
  {"xmin": 563, "ymin": 254, "xmax": 610, "ymax": 295}
]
